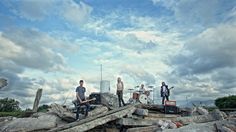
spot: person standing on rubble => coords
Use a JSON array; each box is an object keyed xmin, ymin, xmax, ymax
[
  {"xmin": 75, "ymin": 80, "xmax": 90, "ymax": 120},
  {"xmin": 116, "ymin": 77, "xmax": 126, "ymax": 107},
  {"xmin": 160, "ymin": 82, "xmax": 170, "ymax": 105}
]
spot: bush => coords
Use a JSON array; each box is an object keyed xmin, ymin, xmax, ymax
[
  {"xmin": 215, "ymin": 95, "xmax": 236, "ymax": 109},
  {"xmin": 0, "ymin": 98, "xmax": 21, "ymax": 112},
  {"xmin": 0, "ymin": 111, "xmax": 24, "ymax": 117}
]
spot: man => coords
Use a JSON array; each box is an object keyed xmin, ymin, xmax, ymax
[
  {"xmin": 139, "ymin": 84, "xmax": 146, "ymax": 94},
  {"xmin": 116, "ymin": 77, "xmax": 126, "ymax": 107},
  {"xmin": 160, "ymin": 82, "xmax": 170, "ymax": 105},
  {"xmin": 75, "ymin": 80, "xmax": 90, "ymax": 120}
]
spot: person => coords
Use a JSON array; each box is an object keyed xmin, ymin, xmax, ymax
[
  {"xmin": 139, "ymin": 84, "xmax": 146, "ymax": 94},
  {"xmin": 75, "ymin": 80, "xmax": 90, "ymax": 120},
  {"xmin": 160, "ymin": 82, "xmax": 170, "ymax": 105},
  {"xmin": 116, "ymin": 77, "xmax": 126, "ymax": 107}
]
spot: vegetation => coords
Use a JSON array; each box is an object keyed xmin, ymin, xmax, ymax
[
  {"xmin": 0, "ymin": 97, "xmax": 49, "ymax": 117},
  {"xmin": 0, "ymin": 98, "xmax": 21, "ymax": 112},
  {"xmin": 38, "ymin": 104, "xmax": 49, "ymax": 112},
  {"xmin": 0, "ymin": 111, "xmax": 24, "ymax": 117},
  {"xmin": 215, "ymin": 95, "xmax": 236, "ymax": 109}
]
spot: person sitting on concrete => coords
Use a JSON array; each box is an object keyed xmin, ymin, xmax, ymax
[
  {"xmin": 139, "ymin": 84, "xmax": 146, "ymax": 94},
  {"xmin": 75, "ymin": 80, "xmax": 90, "ymax": 120}
]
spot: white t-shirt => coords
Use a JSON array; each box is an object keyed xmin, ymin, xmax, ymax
[
  {"xmin": 162, "ymin": 85, "xmax": 168, "ymax": 95},
  {"xmin": 117, "ymin": 82, "xmax": 123, "ymax": 91}
]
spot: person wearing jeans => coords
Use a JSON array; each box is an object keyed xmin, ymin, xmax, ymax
[
  {"xmin": 160, "ymin": 82, "xmax": 170, "ymax": 105},
  {"xmin": 116, "ymin": 77, "xmax": 125, "ymax": 107},
  {"xmin": 75, "ymin": 80, "xmax": 90, "ymax": 120}
]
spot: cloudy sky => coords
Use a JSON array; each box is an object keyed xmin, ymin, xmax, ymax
[{"xmin": 0, "ymin": 0, "xmax": 236, "ymax": 108}]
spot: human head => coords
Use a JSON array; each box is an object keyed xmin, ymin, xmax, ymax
[
  {"xmin": 79, "ymin": 80, "xmax": 84, "ymax": 86},
  {"xmin": 117, "ymin": 77, "xmax": 121, "ymax": 82},
  {"xmin": 141, "ymin": 84, "xmax": 144, "ymax": 89},
  {"xmin": 162, "ymin": 82, "xmax": 165, "ymax": 86}
]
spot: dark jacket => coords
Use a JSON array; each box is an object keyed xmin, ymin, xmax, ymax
[{"xmin": 160, "ymin": 85, "xmax": 170, "ymax": 97}]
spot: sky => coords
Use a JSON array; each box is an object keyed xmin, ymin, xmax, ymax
[{"xmin": 0, "ymin": 0, "xmax": 236, "ymax": 108}]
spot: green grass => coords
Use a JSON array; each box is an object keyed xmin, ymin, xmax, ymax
[{"xmin": 0, "ymin": 111, "xmax": 25, "ymax": 117}]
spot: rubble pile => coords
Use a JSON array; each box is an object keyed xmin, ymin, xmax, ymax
[{"xmin": 0, "ymin": 94, "xmax": 235, "ymax": 132}]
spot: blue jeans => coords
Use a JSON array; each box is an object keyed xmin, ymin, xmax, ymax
[
  {"xmin": 162, "ymin": 95, "xmax": 169, "ymax": 105},
  {"xmin": 76, "ymin": 100, "xmax": 90, "ymax": 120}
]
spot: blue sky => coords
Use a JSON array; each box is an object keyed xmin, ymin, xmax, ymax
[{"xmin": 0, "ymin": 0, "xmax": 236, "ymax": 108}]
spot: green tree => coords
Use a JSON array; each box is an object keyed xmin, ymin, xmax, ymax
[
  {"xmin": 0, "ymin": 98, "xmax": 21, "ymax": 112},
  {"xmin": 38, "ymin": 104, "xmax": 49, "ymax": 112},
  {"xmin": 215, "ymin": 95, "xmax": 236, "ymax": 109}
]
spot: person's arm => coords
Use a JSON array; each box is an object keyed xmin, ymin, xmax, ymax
[
  {"xmin": 76, "ymin": 92, "xmax": 82, "ymax": 103},
  {"xmin": 160, "ymin": 87, "xmax": 163, "ymax": 97},
  {"xmin": 76, "ymin": 92, "xmax": 87, "ymax": 103},
  {"xmin": 121, "ymin": 82, "xmax": 124, "ymax": 91}
]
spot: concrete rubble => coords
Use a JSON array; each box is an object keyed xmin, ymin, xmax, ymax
[{"xmin": 0, "ymin": 93, "xmax": 235, "ymax": 132}]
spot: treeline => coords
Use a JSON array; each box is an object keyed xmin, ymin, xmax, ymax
[
  {"xmin": 215, "ymin": 95, "xmax": 236, "ymax": 109},
  {"xmin": 0, "ymin": 98, "xmax": 49, "ymax": 117}
]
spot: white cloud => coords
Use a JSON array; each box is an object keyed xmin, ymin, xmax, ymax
[
  {"xmin": 1, "ymin": 0, "xmax": 93, "ymax": 25},
  {"xmin": 62, "ymin": 0, "xmax": 93, "ymax": 26}
]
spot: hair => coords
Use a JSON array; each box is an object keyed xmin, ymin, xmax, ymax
[{"xmin": 80, "ymin": 80, "xmax": 84, "ymax": 83}]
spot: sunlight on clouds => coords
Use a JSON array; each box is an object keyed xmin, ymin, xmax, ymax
[{"xmin": 62, "ymin": 0, "xmax": 93, "ymax": 26}]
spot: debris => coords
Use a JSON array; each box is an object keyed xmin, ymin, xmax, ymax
[
  {"xmin": 0, "ymin": 113, "xmax": 60, "ymax": 132},
  {"xmin": 48, "ymin": 103, "xmax": 76, "ymax": 122},
  {"xmin": 134, "ymin": 108, "xmax": 148, "ymax": 116},
  {"xmin": 127, "ymin": 125, "xmax": 161, "ymax": 132},
  {"xmin": 100, "ymin": 93, "xmax": 119, "ymax": 109},
  {"xmin": 1, "ymin": 92, "xmax": 235, "ymax": 132},
  {"xmin": 49, "ymin": 104, "xmax": 136, "ymax": 132},
  {"xmin": 192, "ymin": 106, "xmax": 209, "ymax": 115},
  {"xmin": 117, "ymin": 118, "xmax": 156, "ymax": 126},
  {"xmin": 32, "ymin": 89, "xmax": 43, "ymax": 112},
  {"xmin": 87, "ymin": 105, "xmax": 109, "ymax": 117},
  {"xmin": 175, "ymin": 109, "xmax": 226, "ymax": 125}
]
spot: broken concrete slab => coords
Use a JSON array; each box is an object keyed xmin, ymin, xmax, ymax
[
  {"xmin": 134, "ymin": 108, "xmax": 149, "ymax": 116},
  {"xmin": 87, "ymin": 105, "xmax": 109, "ymax": 117},
  {"xmin": 49, "ymin": 104, "xmax": 136, "ymax": 132},
  {"xmin": 32, "ymin": 89, "xmax": 43, "ymax": 112},
  {"xmin": 0, "ymin": 113, "xmax": 60, "ymax": 132},
  {"xmin": 117, "ymin": 118, "xmax": 156, "ymax": 126},
  {"xmin": 214, "ymin": 119, "xmax": 236, "ymax": 132},
  {"xmin": 127, "ymin": 125, "xmax": 161, "ymax": 132},
  {"xmin": 48, "ymin": 103, "xmax": 76, "ymax": 122},
  {"xmin": 163, "ymin": 119, "xmax": 236, "ymax": 132},
  {"xmin": 100, "ymin": 93, "xmax": 119, "ymax": 109},
  {"xmin": 192, "ymin": 106, "xmax": 209, "ymax": 116},
  {"xmin": 175, "ymin": 109, "xmax": 226, "ymax": 125},
  {"xmin": 163, "ymin": 121, "xmax": 217, "ymax": 132}
]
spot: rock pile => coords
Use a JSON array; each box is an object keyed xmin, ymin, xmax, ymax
[{"xmin": 0, "ymin": 94, "xmax": 235, "ymax": 132}]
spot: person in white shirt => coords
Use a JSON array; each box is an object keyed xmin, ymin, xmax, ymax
[
  {"xmin": 116, "ymin": 77, "xmax": 125, "ymax": 107},
  {"xmin": 160, "ymin": 82, "xmax": 170, "ymax": 105},
  {"xmin": 139, "ymin": 84, "xmax": 146, "ymax": 94}
]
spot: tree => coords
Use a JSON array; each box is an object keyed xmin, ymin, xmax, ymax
[
  {"xmin": 0, "ymin": 98, "xmax": 21, "ymax": 112},
  {"xmin": 38, "ymin": 104, "xmax": 49, "ymax": 112},
  {"xmin": 215, "ymin": 95, "xmax": 236, "ymax": 109}
]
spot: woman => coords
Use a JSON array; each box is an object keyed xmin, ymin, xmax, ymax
[{"xmin": 117, "ymin": 77, "xmax": 126, "ymax": 107}]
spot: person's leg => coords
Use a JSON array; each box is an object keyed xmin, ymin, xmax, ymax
[
  {"xmin": 84, "ymin": 103, "xmax": 90, "ymax": 117},
  {"xmin": 117, "ymin": 91, "xmax": 122, "ymax": 107},
  {"xmin": 166, "ymin": 95, "xmax": 169, "ymax": 101},
  {"xmin": 121, "ymin": 92, "xmax": 125, "ymax": 106},
  {"xmin": 76, "ymin": 105, "xmax": 80, "ymax": 120},
  {"xmin": 162, "ymin": 96, "xmax": 165, "ymax": 105}
]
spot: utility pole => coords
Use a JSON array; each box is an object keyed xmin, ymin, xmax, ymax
[{"xmin": 101, "ymin": 64, "xmax": 103, "ymax": 81}]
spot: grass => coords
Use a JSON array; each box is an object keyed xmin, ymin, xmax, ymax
[{"xmin": 0, "ymin": 111, "xmax": 25, "ymax": 117}]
